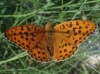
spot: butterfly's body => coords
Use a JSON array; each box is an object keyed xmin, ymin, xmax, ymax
[
  {"xmin": 5, "ymin": 20, "xmax": 97, "ymax": 63},
  {"xmin": 45, "ymin": 22, "xmax": 54, "ymax": 56}
]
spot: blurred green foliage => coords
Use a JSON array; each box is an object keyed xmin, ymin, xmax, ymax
[{"xmin": 0, "ymin": 0, "xmax": 100, "ymax": 74}]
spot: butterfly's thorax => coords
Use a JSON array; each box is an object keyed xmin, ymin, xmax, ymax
[{"xmin": 45, "ymin": 22, "xmax": 54, "ymax": 56}]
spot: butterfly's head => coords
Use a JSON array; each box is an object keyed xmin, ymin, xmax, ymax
[{"xmin": 45, "ymin": 22, "xmax": 53, "ymax": 31}]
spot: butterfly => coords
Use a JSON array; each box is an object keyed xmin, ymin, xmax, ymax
[{"xmin": 5, "ymin": 20, "xmax": 97, "ymax": 63}]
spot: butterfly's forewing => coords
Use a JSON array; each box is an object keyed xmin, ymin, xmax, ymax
[
  {"xmin": 5, "ymin": 25, "xmax": 50, "ymax": 62},
  {"xmin": 53, "ymin": 20, "xmax": 97, "ymax": 61},
  {"xmin": 54, "ymin": 20, "xmax": 97, "ymax": 45},
  {"xmin": 5, "ymin": 25, "xmax": 45, "ymax": 50}
]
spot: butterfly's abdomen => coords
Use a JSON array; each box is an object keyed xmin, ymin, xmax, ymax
[{"xmin": 46, "ymin": 32, "xmax": 54, "ymax": 56}]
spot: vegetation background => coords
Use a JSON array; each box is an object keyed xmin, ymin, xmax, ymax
[{"xmin": 0, "ymin": 0, "xmax": 100, "ymax": 74}]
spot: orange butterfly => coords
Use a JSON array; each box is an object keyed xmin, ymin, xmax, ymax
[{"xmin": 5, "ymin": 20, "xmax": 97, "ymax": 63}]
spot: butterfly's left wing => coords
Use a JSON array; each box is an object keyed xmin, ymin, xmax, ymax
[
  {"xmin": 5, "ymin": 25, "xmax": 45, "ymax": 51},
  {"xmin": 53, "ymin": 20, "xmax": 97, "ymax": 61},
  {"xmin": 27, "ymin": 35, "xmax": 51, "ymax": 63},
  {"xmin": 5, "ymin": 25, "xmax": 51, "ymax": 63}
]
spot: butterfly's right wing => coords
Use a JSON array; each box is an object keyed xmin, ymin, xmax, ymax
[
  {"xmin": 53, "ymin": 32, "xmax": 78, "ymax": 61},
  {"xmin": 54, "ymin": 20, "xmax": 97, "ymax": 45},
  {"xmin": 53, "ymin": 20, "xmax": 97, "ymax": 61}
]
